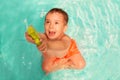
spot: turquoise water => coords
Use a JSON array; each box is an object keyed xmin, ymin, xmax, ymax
[{"xmin": 0, "ymin": 0, "xmax": 120, "ymax": 80}]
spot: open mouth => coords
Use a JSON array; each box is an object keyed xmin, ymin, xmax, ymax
[{"xmin": 49, "ymin": 31, "xmax": 56, "ymax": 36}]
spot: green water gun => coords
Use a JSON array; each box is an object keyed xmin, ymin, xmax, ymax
[{"xmin": 27, "ymin": 25, "xmax": 41, "ymax": 46}]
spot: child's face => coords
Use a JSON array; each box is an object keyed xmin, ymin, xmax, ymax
[{"xmin": 44, "ymin": 12, "xmax": 67, "ymax": 40}]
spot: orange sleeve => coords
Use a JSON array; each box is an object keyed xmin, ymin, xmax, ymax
[
  {"xmin": 53, "ymin": 39, "xmax": 80, "ymax": 63},
  {"xmin": 64, "ymin": 39, "xmax": 80, "ymax": 58}
]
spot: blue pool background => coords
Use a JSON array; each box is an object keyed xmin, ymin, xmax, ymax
[{"xmin": 0, "ymin": 0, "xmax": 120, "ymax": 80}]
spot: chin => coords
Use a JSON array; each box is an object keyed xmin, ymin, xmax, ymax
[{"xmin": 48, "ymin": 36, "xmax": 57, "ymax": 40}]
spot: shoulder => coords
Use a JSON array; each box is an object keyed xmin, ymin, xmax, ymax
[
  {"xmin": 62, "ymin": 34, "xmax": 71, "ymax": 41},
  {"xmin": 62, "ymin": 34, "xmax": 72, "ymax": 48}
]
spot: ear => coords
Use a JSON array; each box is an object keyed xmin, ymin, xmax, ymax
[{"xmin": 63, "ymin": 25, "xmax": 68, "ymax": 32}]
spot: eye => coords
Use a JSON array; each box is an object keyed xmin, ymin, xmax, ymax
[
  {"xmin": 55, "ymin": 22, "xmax": 59, "ymax": 24},
  {"xmin": 45, "ymin": 20, "xmax": 50, "ymax": 24}
]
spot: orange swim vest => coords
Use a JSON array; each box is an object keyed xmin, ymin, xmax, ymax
[{"xmin": 54, "ymin": 39, "xmax": 80, "ymax": 62}]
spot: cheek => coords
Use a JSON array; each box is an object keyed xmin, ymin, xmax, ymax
[
  {"xmin": 56, "ymin": 27, "xmax": 64, "ymax": 33},
  {"xmin": 44, "ymin": 26, "xmax": 48, "ymax": 30}
]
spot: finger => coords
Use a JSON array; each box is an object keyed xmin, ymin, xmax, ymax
[
  {"xmin": 40, "ymin": 39, "xmax": 42, "ymax": 42},
  {"xmin": 25, "ymin": 32, "xmax": 29, "ymax": 37},
  {"xmin": 37, "ymin": 41, "xmax": 45, "ymax": 48},
  {"xmin": 39, "ymin": 44, "xmax": 46, "ymax": 51},
  {"xmin": 37, "ymin": 42, "xmax": 47, "ymax": 52}
]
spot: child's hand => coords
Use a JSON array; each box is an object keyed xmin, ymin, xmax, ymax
[
  {"xmin": 55, "ymin": 58, "xmax": 69, "ymax": 69},
  {"xmin": 54, "ymin": 58, "xmax": 74, "ymax": 69},
  {"xmin": 25, "ymin": 32, "xmax": 34, "ymax": 43},
  {"xmin": 37, "ymin": 39, "xmax": 47, "ymax": 53}
]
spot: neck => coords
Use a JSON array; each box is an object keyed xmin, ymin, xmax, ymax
[{"xmin": 57, "ymin": 33, "xmax": 65, "ymax": 40}]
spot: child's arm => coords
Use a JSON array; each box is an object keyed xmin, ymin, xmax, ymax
[
  {"xmin": 63, "ymin": 53, "xmax": 86, "ymax": 69},
  {"xmin": 42, "ymin": 56, "xmax": 68, "ymax": 74},
  {"xmin": 42, "ymin": 52, "xmax": 86, "ymax": 74}
]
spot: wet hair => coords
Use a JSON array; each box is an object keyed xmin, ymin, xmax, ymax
[{"xmin": 45, "ymin": 8, "xmax": 69, "ymax": 24}]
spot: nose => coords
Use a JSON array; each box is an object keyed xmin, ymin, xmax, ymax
[{"xmin": 49, "ymin": 23, "xmax": 54, "ymax": 29}]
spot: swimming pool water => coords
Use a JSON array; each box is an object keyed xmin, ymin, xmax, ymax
[{"xmin": 0, "ymin": 0, "xmax": 120, "ymax": 80}]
